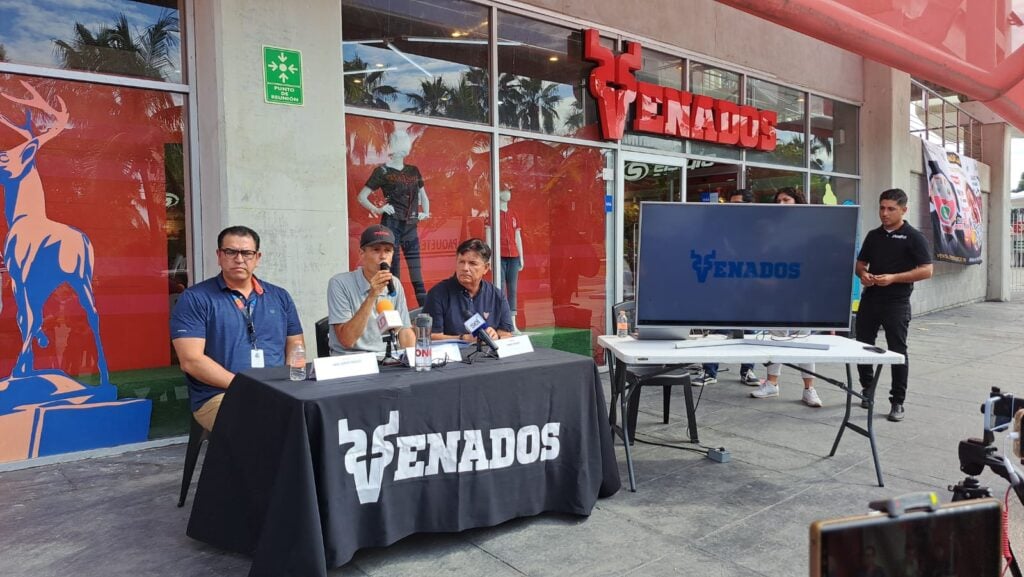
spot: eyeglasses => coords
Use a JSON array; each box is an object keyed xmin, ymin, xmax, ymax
[
  {"xmin": 220, "ymin": 248, "xmax": 258, "ymax": 260},
  {"xmin": 430, "ymin": 353, "xmax": 451, "ymax": 369}
]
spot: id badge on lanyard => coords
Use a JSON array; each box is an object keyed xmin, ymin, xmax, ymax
[{"xmin": 232, "ymin": 292, "xmax": 264, "ymax": 368}]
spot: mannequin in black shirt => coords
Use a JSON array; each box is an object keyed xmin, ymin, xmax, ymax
[
  {"xmin": 855, "ymin": 188, "xmax": 933, "ymax": 422},
  {"xmin": 357, "ymin": 130, "xmax": 431, "ymax": 306}
]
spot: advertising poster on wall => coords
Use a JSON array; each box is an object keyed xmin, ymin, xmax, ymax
[{"xmin": 922, "ymin": 141, "xmax": 984, "ymax": 265}]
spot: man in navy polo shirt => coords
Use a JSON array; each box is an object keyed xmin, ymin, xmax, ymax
[
  {"xmin": 171, "ymin": 226, "xmax": 304, "ymax": 431},
  {"xmin": 423, "ymin": 238, "xmax": 514, "ymax": 343},
  {"xmin": 856, "ymin": 188, "xmax": 933, "ymax": 422}
]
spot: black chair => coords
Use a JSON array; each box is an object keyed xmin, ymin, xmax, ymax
[
  {"xmin": 177, "ymin": 415, "xmax": 209, "ymax": 507},
  {"xmin": 315, "ymin": 316, "xmax": 330, "ymax": 358},
  {"xmin": 608, "ymin": 301, "xmax": 696, "ymax": 445}
]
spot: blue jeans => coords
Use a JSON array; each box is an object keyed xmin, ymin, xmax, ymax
[
  {"xmin": 500, "ymin": 257, "xmax": 520, "ymax": 310},
  {"xmin": 381, "ymin": 215, "xmax": 425, "ymax": 306},
  {"xmin": 704, "ymin": 330, "xmax": 752, "ymax": 377},
  {"xmin": 703, "ymin": 363, "xmax": 753, "ymax": 378}
]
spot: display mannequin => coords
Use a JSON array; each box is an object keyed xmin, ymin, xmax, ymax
[
  {"xmin": 357, "ymin": 129, "xmax": 430, "ymax": 306},
  {"xmin": 485, "ymin": 185, "xmax": 524, "ymax": 334}
]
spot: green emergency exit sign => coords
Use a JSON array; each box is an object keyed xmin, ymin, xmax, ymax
[{"xmin": 263, "ymin": 46, "xmax": 303, "ymax": 106}]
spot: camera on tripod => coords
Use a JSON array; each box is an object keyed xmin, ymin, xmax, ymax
[{"xmin": 956, "ymin": 387, "xmax": 1024, "ymax": 486}]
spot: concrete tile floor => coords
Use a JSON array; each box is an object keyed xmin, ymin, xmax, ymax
[{"xmin": 1, "ymin": 299, "xmax": 1023, "ymax": 577}]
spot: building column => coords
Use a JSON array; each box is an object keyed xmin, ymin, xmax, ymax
[
  {"xmin": 982, "ymin": 122, "xmax": 1011, "ymax": 301},
  {"xmin": 193, "ymin": 0, "xmax": 348, "ymax": 345},
  {"xmin": 859, "ymin": 61, "xmax": 914, "ymax": 218}
]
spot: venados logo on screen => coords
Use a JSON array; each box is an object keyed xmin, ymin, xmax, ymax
[
  {"xmin": 339, "ymin": 411, "xmax": 561, "ymax": 504},
  {"xmin": 690, "ymin": 250, "xmax": 801, "ymax": 283}
]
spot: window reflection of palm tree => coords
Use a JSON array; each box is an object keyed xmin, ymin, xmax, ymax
[
  {"xmin": 344, "ymin": 56, "xmax": 400, "ymax": 110},
  {"xmin": 54, "ymin": 12, "xmax": 179, "ymax": 81},
  {"xmin": 403, "ymin": 77, "xmax": 452, "ymax": 117},
  {"xmin": 499, "ymin": 74, "xmax": 561, "ymax": 133}
]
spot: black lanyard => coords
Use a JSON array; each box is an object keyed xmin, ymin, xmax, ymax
[{"xmin": 230, "ymin": 292, "xmax": 258, "ymax": 349}]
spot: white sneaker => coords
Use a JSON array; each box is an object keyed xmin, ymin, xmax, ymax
[
  {"xmin": 802, "ymin": 387, "xmax": 823, "ymax": 407},
  {"xmin": 742, "ymin": 369, "xmax": 760, "ymax": 385},
  {"xmin": 750, "ymin": 382, "xmax": 779, "ymax": 398}
]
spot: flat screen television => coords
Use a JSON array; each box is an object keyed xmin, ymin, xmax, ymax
[{"xmin": 635, "ymin": 202, "xmax": 859, "ymax": 339}]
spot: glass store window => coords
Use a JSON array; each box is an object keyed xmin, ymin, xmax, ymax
[
  {"xmin": 689, "ymin": 63, "xmax": 741, "ymax": 161},
  {"xmin": 346, "ymin": 115, "xmax": 491, "ymax": 307},
  {"xmin": 0, "ymin": 0, "xmax": 183, "ymax": 84},
  {"xmin": 342, "ymin": 0, "xmax": 490, "ymax": 124},
  {"xmin": 809, "ymin": 95, "xmax": 858, "ymax": 175},
  {"xmin": 497, "ymin": 13, "xmax": 604, "ymax": 139},
  {"xmin": 498, "ymin": 136, "xmax": 608, "ymax": 359},
  {"xmin": 746, "ymin": 78, "xmax": 806, "ymax": 168},
  {"xmin": 0, "ymin": 74, "xmax": 188, "ymax": 461},
  {"xmin": 685, "ymin": 160, "xmax": 740, "ymax": 203},
  {"xmin": 811, "ymin": 175, "xmax": 858, "ymax": 206},
  {"xmin": 746, "ymin": 166, "xmax": 803, "ymax": 203}
]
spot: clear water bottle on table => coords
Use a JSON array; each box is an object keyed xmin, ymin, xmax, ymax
[
  {"xmin": 616, "ymin": 310, "xmax": 629, "ymax": 338},
  {"xmin": 415, "ymin": 314, "xmax": 433, "ymax": 372},
  {"xmin": 289, "ymin": 343, "xmax": 306, "ymax": 381}
]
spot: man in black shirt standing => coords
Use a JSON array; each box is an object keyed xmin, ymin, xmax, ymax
[{"xmin": 855, "ymin": 188, "xmax": 933, "ymax": 422}]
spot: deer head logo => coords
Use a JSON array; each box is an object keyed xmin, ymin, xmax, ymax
[
  {"xmin": 0, "ymin": 81, "xmax": 109, "ymax": 387},
  {"xmin": 583, "ymin": 28, "xmax": 642, "ymax": 140},
  {"xmin": 690, "ymin": 249, "xmax": 717, "ymax": 283}
]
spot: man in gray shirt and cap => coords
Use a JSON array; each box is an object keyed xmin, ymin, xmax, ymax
[{"xmin": 327, "ymin": 224, "xmax": 415, "ymax": 356}]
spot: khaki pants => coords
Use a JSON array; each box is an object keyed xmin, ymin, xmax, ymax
[{"xmin": 193, "ymin": 393, "xmax": 224, "ymax": 432}]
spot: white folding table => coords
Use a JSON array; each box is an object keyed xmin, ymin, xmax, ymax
[{"xmin": 598, "ymin": 334, "xmax": 905, "ymax": 491}]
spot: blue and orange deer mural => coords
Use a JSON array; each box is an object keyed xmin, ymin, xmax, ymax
[{"xmin": 0, "ymin": 81, "xmax": 151, "ymax": 462}]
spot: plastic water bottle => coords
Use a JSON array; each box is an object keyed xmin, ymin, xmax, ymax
[
  {"xmin": 289, "ymin": 343, "xmax": 306, "ymax": 381},
  {"xmin": 415, "ymin": 314, "xmax": 432, "ymax": 372},
  {"xmin": 616, "ymin": 310, "xmax": 629, "ymax": 338}
]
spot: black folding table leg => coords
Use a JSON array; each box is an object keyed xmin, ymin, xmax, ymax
[
  {"xmin": 865, "ymin": 364, "xmax": 884, "ymax": 487},
  {"xmin": 681, "ymin": 375, "xmax": 699, "ymax": 444},
  {"xmin": 613, "ymin": 361, "xmax": 637, "ymax": 491}
]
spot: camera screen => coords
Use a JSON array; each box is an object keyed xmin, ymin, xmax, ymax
[{"xmin": 810, "ymin": 499, "xmax": 1001, "ymax": 577}]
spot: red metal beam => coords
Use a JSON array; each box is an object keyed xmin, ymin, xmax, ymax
[{"xmin": 717, "ymin": 0, "xmax": 1024, "ymax": 130}]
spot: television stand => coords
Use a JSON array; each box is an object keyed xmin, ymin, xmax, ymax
[{"xmin": 673, "ymin": 337, "xmax": 830, "ymax": 351}]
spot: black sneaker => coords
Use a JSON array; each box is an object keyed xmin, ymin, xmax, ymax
[
  {"xmin": 860, "ymin": 389, "xmax": 872, "ymax": 409},
  {"xmin": 887, "ymin": 403, "xmax": 905, "ymax": 422},
  {"xmin": 691, "ymin": 373, "xmax": 717, "ymax": 387}
]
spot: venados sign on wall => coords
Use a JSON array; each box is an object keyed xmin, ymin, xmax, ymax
[{"xmin": 582, "ymin": 29, "xmax": 777, "ymax": 151}]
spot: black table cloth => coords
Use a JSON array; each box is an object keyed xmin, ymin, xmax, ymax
[{"xmin": 186, "ymin": 347, "xmax": 620, "ymax": 577}]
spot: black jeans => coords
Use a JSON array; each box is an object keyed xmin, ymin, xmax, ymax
[
  {"xmin": 856, "ymin": 297, "xmax": 912, "ymax": 404},
  {"xmin": 381, "ymin": 215, "xmax": 426, "ymax": 306}
]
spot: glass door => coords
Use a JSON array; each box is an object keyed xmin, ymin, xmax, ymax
[{"xmin": 617, "ymin": 152, "xmax": 687, "ymax": 302}]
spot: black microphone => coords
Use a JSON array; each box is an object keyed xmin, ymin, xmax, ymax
[
  {"xmin": 463, "ymin": 310, "xmax": 499, "ymax": 351},
  {"xmin": 379, "ymin": 262, "xmax": 396, "ymax": 296}
]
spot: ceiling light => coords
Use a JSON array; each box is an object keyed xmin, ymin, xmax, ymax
[
  {"xmin": 549, "ymin": 56, "xmax": 559, "ymax": 62},
  {"xmin": 451, "ymin": 31, "xmax": 464, "ymax": 38}
]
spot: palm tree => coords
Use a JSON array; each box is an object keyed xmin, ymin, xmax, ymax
[
  {"xmin": 498, "ymin": 72, "xmax": 525, "ymax": 128},
  {"xmin": 402, "ymin": 77, "xmax": 452, "ymax": 116},
  {"xmin": 344, "ymin": 55, "xmax": 400, "ymax": 110},
  {"xmin": 53, "ymin": 11, "xmax": 179, "ymax": 81},
  {"xmin": 516, "ymin": 77, "xmax": 561, "ymax": 133},
  {"xmin": 0, "ymin": 44, "xmax": 7, "ymax": 62},
  {"xmin": 445, "ymin": 67, "xmax": 488, "ymax": 123},
  {"xmin": 497, "ymin": 74, "xmax": 562, "ymax": 133}
]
